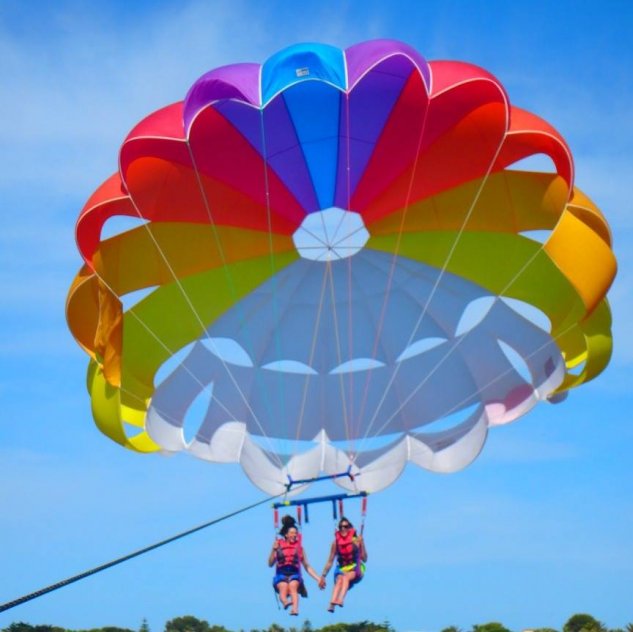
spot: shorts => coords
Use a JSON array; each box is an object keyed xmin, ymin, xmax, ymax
[
  {"xmin": 334, "ymin": 562, "xmax": 366, "ymax": 588},
  {"xmin": 273, "ymin": 565, "xmax": 303, "ymax": 591}
]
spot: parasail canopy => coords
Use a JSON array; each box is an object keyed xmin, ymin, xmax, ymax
[{"xmin": 66, "ymin": 40, "xmax": 616, "ymax": 495}]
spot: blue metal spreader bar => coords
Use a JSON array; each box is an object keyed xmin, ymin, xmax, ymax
[{"xmin": 273, "ymin": 491, "xmax": 368, "ymax": 524}]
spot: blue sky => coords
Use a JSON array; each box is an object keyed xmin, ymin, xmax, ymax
[{"xmin": 1, "ymin": 1, "xmax": 632, "ymax": 631}]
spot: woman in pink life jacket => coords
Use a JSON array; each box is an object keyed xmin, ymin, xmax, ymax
[
  {"xmin": 320, "ymin": 517, "xmax": 368, "ymax": 612},
  {"xmin": 268, "ymin": 515, "xmax": 325, "ymax": 616}
]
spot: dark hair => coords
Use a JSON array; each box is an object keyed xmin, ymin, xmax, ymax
[
  {"xmin": 279, "ymin": 514, "xmax": 298, "ymax": 537},
  {"xmin": 338, "ymin": 517, "xmax": 353, "ymax": 530}
]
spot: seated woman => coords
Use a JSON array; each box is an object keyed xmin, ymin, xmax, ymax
[
  {"xmin": 268, "ymin": 515, "xmax": 324, "ymax": 616},
  {"xmin": 320, "ymin": 517, "xmax": 367, "ymax": 612}
]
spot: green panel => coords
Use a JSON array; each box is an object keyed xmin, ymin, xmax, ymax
[
  {"xmin": 367, "ymin": 231, "xmax": 587, "ymax": 333},
  {"xmin": 120, "ymin": 251, "xmax": 299, "ymax": 393}
]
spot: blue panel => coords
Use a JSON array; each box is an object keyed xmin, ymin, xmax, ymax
[
  {"xmin": 283, "ymin": 81, "xmax": 341, "ymax": 210},
  {"xmin": 261, "ymin": 43, "xmax": 346, "ymax": 104}
]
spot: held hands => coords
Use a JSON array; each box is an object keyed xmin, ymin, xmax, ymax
[{"xmin": 317, "ymin": 576, "xmax": 326, "ymax": 590}]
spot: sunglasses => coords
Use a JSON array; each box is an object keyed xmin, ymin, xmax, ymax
[{"xmin": 339, "ymin": 524, "xmax": 351, "ymax": 529}]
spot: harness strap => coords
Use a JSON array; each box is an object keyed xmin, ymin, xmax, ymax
[{"xmin": 360, "ymin": 495, "xmax": 367, "ymax": 535}]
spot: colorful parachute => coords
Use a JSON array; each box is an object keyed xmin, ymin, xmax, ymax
[{"xmin": 66, "ymin": 40, "xmax": 616, "ymax": 495}]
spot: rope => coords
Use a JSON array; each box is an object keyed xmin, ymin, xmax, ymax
[{"xmin": 0, "ymin": 493, "xmax": 284, "ymax": 614}]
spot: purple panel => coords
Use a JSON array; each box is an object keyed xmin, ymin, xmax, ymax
[
  {"xmin": 334, "ymin": 58, "xmax": 411, "ymax": 208},
  {"xmin": 196, "ymin": 93, "xmax": 318, "ymax": 214},
  {"xmin": 345, "ymin": 39, "xmax": 430, "ymax": 92},
  {"xmin": 184, "ymin": 63, "xmax": 261, "ymax": 132},
  {"xmin": 262, "ymin": 94, "xmax": 319, "ymax": 213}
]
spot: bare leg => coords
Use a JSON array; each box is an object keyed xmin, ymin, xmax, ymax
[
  {"xmin": 277, "ymin": 582, "xmax": 291, "ymax": 608},
  {"xmin": 328, "ymin": 575, "xmax": 345, "ymax": 611},
  {"xmin": 336, "ymin": 570, "xmax": 357, "ymax": 606},
  {"xmin": 288, "ymin": 579, "xmax": 300, "ymax": 615}
]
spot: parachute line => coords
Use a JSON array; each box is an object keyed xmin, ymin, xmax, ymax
[
  {"xmin": 358, "ymin": 81, "xmax": 510, "ymax": 449},
  {"xmin": 258, "ymin": 105, "xmax": 290, "ymax": 456},
  {"xmin": 369, "ymin": 245, "xmax": 561, "ymax": 437},
  {"xmin": 354, "ymin": 70, "xmax": 433, "ymax": 440},
  {"xmin": 326, "ymin": 261, "xmax": 352, "ymax": 445},
  {"xmin": 294, "ymin": 260, "xmax": 331, "ymax": 443},
  {"xmin": 87, "ymin": 278, "xmax": 240, "ymax": 428},
  {"xmin": 183, "ymin": 141, "xmax": 283, "ymax": 465},
  {"xmin": 435, "ymin": 320, "xmax": 577, "ymax": 423}
]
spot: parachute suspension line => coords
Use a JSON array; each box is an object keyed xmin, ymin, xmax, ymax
[
  {"xmin": 354, "ymin": 74, "xmax": 433, "ymax": 440},
  {"xmin": 181, "ymin": 143, "xmax": 284, "ymax": 467},
  {"xmin": 0, "ymin": 492, "xmax": 287, "ymax": 615},
  {"xmin": 346, "ymin": 256, "xmax": 356, "ymax": 454},
  {"xmin": 118, "ymin": 382, "xmax": 215, "ymax": 429},
  {"xmin": 294, "ymin": 261, "xmax": 330, "ymax": 442},
  {"xmin": 85, "ymin": 274, "xmax": 239, "ymax": 427},
  {"xmin": 325, "ymin": 260, "xmax": 352, "ymax": 448},
  {"xmin": 360, "ymin": 494, "xmax": 368, "ymax": 536},
  {"xmin": 371, "ymin": 210, "xmax": 560, "ymax": 435},
  {"xmin": 116, "ymin": 142, "xmax": 282, "ymax": 468},
  {"xmin": 433, "ymin": 319, "xmax": 578, "ymax": 427},
  {"xmin": 258, "ymin": 106, "xmax": 290, "ymax": 455},
  {"xmin": 345, "ymin": 85, "xmax": 358, "ymax": 454},
  {"xmin": 358, "ymin": 88, "xmax": 511, "ymax": 450}
]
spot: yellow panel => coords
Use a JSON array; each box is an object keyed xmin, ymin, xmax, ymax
[{"xmin": 544, "ymin": 210, "xmax": 617, "ymax": 313}]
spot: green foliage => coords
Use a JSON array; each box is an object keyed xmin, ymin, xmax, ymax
[
  {"xmin": 472, "ymin": 623, "xmax": 512, "ymax": 632},
  {"xmin": 318, "ymin": 621, "xmax": 394, "ymax": 632},
  {"xmin": 5, "ymin": 616, "xmax": 628, "ymax": 632},
  {"xmin": 80, "ymin": 628, "xmax": 136, "ymax": 632},
  {"xmin": 564, "ymin": 615, "xmax": 606, "ymax": 632},
  {"xmin": 163, "ymin": 617, "xmax": 230, "ymax": 632},
  {"xmin": 2, "ymin": 624, "xmax": 65, "ymax": 632}
]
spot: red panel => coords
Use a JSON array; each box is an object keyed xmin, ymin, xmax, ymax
[
  {"xmin": 76, "ymin": 174, "xmax": 135, "ymax": 264},
  {"xmin": 429, "ymin": 60, "xmax": 505, "ymax": 98},
  {"xmin": 359, "ymin": 77, "xmax": 508, "ymax": 224},
  {"xmin": 188, "ymin": 106, "xmax": 306, "ymax": 226},
  {"xmin": 351, "ymin": 71, "xmax": 429, "ymax": 215},
  {"xmin": 121, "ymin": 135, "xmax": 192, "ymax": 177},
  {"xmin": 420, "ymin": 79, "xmax": 507, "ymax": 153},
  {"xmin": 123, "ymin": 157, "xmax": 298, "ymax": 234},
  {"xmin": 124, "ymin": 102, "xmax": 185, "ymax": 143},
  {"xmin": 494, "ymin": 106, "xmax": 574, "ymax": 191}
]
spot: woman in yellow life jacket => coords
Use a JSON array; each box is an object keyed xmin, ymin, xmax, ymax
[
  {"xmin": 321, "ymin": 517, "xmax": 368, "ymax": 612},
  {"xmin": 268, "ymin": 515, "xmax": 325, "ymax": 616}
]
